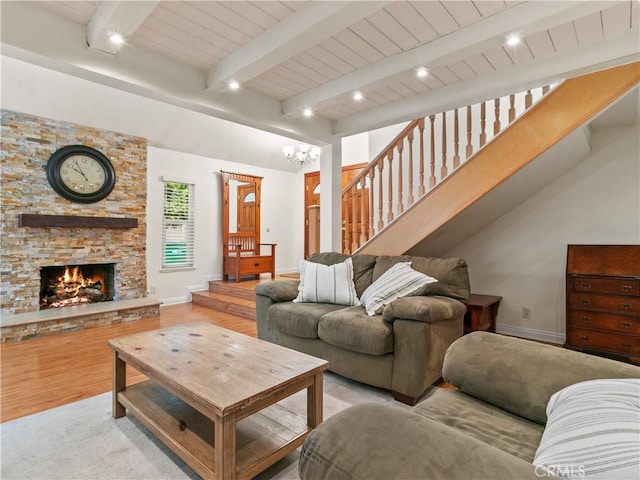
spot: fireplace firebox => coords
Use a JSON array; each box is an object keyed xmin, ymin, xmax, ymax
[{"xmin": 40, "ymin": 264, "xmax": 115, "ymax": 309}]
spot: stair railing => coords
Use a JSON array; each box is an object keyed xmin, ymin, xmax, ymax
[{"xmin": 341, "ymin": 84, "xmax": 557, "ymax": 254}]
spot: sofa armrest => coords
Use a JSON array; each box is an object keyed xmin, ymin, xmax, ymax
[
  {"xmin": 254, "ymin": 279, "xmax": 299, "ymax": 302},
  {"xmin": 382, "ymin": 295, "xmax": 466, "ymax": 323},
  {"xmin": 299, "ymin": 403, "xmax": 548, "ymax": 480}
]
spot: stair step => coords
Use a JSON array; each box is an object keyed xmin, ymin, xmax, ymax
[
  {"xmin": 191, "ymin": 291, "xmax": 255, "ymax": 320},
  {"xmin": 208, "ymin": 281, "xmax": 256, "ymax": 301}
]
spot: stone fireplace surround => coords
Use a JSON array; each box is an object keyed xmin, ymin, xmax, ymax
[{"xmin": 1, "ymin": 110, "xmax": 159, "ymax": 341}]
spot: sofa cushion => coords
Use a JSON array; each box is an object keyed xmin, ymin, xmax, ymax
[
  {"xmin": 307, "ymin": 252, "xmax": 377, "ymax": 297},
  {"xmin": 373, "ymin": 255, "xmax": 470, "ymax": 303},
  {"xmin": 294, "ymin": 257, "xmax": 359, "ymax": 306},
  {"xmin": 267, "ymin": 302, "xmax": 345, "ymax": 339},
  {"xmin": 534, "ymin": 378, "xmax": 640, "ymax": 480},
  {"xmin": 299, "ymin": 403, "xmax": 544, "ymax": 480},
  {"xmin": 416, "ymin": 388, "xmax": 544, "ymax": 463},
  {"xmin": 360, "ymin": 262, "xmax": 437, "ymax": 316},
  {"xmin": 318, "ymin": 306, "xmax": 394, "ymax": 355}
]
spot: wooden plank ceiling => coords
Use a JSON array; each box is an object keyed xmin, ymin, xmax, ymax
[{"xmin": 26, "ymin": 1, "xmax": 640, "ymax": 125}]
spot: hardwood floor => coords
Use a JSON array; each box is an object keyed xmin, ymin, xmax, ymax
[{"xmin": 0, "ymin": 303, "xmax": 257, "ymax": 423}]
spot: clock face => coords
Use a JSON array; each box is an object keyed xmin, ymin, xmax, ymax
[
  {"xmin": 46, "ymin": 145, "xmax": 116, "ymax": 203},
  {"xmin": 60, "ymin": 155, "xmax": 107, "ymax": 194}
]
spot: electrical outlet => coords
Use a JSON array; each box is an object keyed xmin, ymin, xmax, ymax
[
  {"xmin": 522, "ymin": 307, "xmax": 531, "ymax": 319},
  {"xmin": 149, "ymin": 286, "xmax": 157, "ymax": 294}
]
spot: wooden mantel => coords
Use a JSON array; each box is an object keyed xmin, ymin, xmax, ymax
[{"xmin": 18, "ymin": 214, "xmax": 138, "ymax": 229}]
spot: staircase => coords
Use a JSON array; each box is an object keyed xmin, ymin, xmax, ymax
[
  {"xmin": 193, "ymin": 63, "xmax": 638, "ymax": 316},
  {"xmin": 345, "ymin": 62, "xmax": 640, "ymax": 256},
  {"xmin": 191, "ymin": 281, "xmax": 256, "ymax": 319}
]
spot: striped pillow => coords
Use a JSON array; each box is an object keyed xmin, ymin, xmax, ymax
[
  {"xmin": 533, "ymin": 378, "xmax": 640, "ymax": 480},
  {"xmin": 293, "ymin": 257, "xmax": 360, "ymax": 306},
  {"xmin": 360, "ymin": 262, "xmax": 437, "ymax": 316}
]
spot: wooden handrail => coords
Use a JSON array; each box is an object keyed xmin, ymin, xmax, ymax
[{"xmin": 341, "ymin": 83, "xmax": 559, "ymax": 254}]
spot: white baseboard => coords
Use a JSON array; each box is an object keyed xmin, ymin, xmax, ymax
[
  {"xmin": 277, "ymin": 267, "xmax": 299, "ymax": 275},
  {"xmin": 159, "ymin": 296, "xmax": 190, "ymax": 306},
  {"xmin": 495, "ymin": 324, "xmax": 565, "ymax": 345}
]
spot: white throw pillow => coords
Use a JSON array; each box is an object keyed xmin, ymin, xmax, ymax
[
  {"xmin": 293, "ymin": 257, "xmax": 360, "ymax": 306},
  {"xmin": 359, "ymin": 262, "xmax": 437, "ymax": 316},
  {"xmin": 533, "ymin": 378, "xmax": 640, "ymax": 480}
]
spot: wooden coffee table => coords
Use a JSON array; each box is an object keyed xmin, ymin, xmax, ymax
[{"xmin": 108, "ymin": 322, "xmax": 329, "ymax": 480}]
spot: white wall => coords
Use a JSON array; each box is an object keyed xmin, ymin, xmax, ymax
[
  {"xmin": 147, "ymin": 147, "xmax": 303, "ymax": 304},
  {"xmin": 446, "ymin": 125, "xmax": 640, "ymax": 343},
  {"xmin": 341, "ymin": 132, "xmax": 369, "ymax": 166}
]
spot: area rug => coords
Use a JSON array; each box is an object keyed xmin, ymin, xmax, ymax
[{"xmin": 1, "ymin": 372, "xmax": 422, "ymax": 480}]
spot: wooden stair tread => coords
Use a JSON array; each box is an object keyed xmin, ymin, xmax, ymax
[
  {"xmin": 192, "ymin": 277, "xmax": 296, "ymax": 318},
  {"xmin": 208, "ymin": 281, "xmax": 256, "ymax": 301},
  {"xmin": 192, "ymin": 291, "xmax": 255, "ymax": 307},
  {"xmin": 191, "ymin": 290, "xmax": 256, "ymax": 320}
]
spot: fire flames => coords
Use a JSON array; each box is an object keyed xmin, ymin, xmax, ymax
[
  {"xmin": 62, "ymin": 266, "xmax": 87, "ymax": 285},
  {"xmin": 41, "ymin": 266, "xmax": 105, "ymax": 309}
]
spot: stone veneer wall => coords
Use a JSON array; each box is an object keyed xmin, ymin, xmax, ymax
[{"xmin": 1, "ymin": 110, "xmax": 147, "ymax": 314}]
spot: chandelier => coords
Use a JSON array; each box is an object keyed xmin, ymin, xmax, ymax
[{"xmin": 283, "ymin": 144, "xmax": 321, "ymax": 166}]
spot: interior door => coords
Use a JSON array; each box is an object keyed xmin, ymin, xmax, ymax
[{"xmin": 237, "ymin": 183, "xmax": 256, "ymax": 233}]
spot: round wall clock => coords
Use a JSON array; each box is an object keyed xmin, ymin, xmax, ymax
[{"xmin": 46, "ymin": 145, "xmax": 116, "ymax": 203}]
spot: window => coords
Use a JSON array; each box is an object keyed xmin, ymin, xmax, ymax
[{"xmin": 162, "ymin": 181, "xmax": 194, "ymax": 269}]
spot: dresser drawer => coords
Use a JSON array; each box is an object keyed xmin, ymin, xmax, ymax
[
  {"xmin": 567, "ymin": 328, "xmax": 640, "ymax": 356},
  {"xmin": 572, "ymin": 276, "xmax": 639, "ymax": 296},
  {"xmin": 568, "ymin": 310, "xmax": 640, "ymax": 334},
  {"xmin": 568, "ymin": 294, "xmax": 640, "ymax": 314}
]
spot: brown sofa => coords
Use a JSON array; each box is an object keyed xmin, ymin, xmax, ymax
[
  {"xmin": 255, "ymin": 252, "xmax": 470, "ymax": 404},
  {"xmin": 299, "ymin": 332, "xmax": 640, "ymax": 480}
]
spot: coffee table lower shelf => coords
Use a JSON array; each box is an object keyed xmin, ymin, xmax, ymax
[{"xmin": 118, "ymin": 380, "xmax": 309, "ymax": 480}]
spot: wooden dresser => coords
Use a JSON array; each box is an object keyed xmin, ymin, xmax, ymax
[{"xmin": 565, "ymin": 245, "xmax": 640, "ymax": 365}]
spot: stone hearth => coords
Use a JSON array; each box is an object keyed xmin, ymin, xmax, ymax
[{"xmin": 1, "ymin": 298, "xmax": 161, "ymax": 342}]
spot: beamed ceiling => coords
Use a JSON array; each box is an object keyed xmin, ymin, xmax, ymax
[{"xmin": 1, "ymin": 1, "xmax": 639, "ymax": 167}]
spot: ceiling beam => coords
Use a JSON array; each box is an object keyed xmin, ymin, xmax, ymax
[
  {"xmin": 205, "ymin": 1, "xmax": 390, "ymax": 91},
  {"xmin": 1, "ymin": 0, "xmax": 333, "ymax": 144},
  {"xmin": 282, "ymin": 1, "xmax": 614, "ymax": 116},
  {"xmin": 86, "ymin": 1, "xmax": 159, "ymax": 55},
  {"xmin": 333, "ymin": 30, "xmax": 640, "ymax": 136}
]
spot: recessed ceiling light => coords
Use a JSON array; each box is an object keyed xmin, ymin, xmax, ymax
[
  {"xmin": 353, "ymin": 91, "xmax": 363, "ymax": 101},
  {"xmin": 416, "ymin": 67, "xmax": 428, "ymax": 78},
  {"xmin": 303, "ymin": 108, "xmax": 313, "ymax": 118},
  {"xmin": 109, "ymin": 33, "xmax": 125, "ymax": 45},
  {"xmin": 228, "ymin": 80, "xmax": 240, "ymax": 90},
  {"xmin": 506, "ymin": 34, "xmax": 521, "ymax": 46}
]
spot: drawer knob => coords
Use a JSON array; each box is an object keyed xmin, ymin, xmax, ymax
[
  {"xmin": 581, "ymin": 335, "xmax": 590, "ymax": 341},
  {"xmin": 580, "ymin": 282, "xmax": 591, "ymax": 289},
  {"xmin": 621, "ymin": 322, "xmax": 633, "ymax": 329},
  {"xmin": 581, "ymin": 299, "xmax": 590, "ymax": 306},
  {"xmin": 621, "ymin": 303, "xmax": 632, "ymax": 311},
  {"xmin": 622, "ymin": 343, "xmax": 632, "ymax": 349},
  {"xmin": 254, "ymin": 263, "xmax": 260, "ymax": 267},
  {"xmin": 621, "ymin": 285, "xmax": 633, "ymax": 293},
  {"xmin": 580, "ymin": 316, "xmax": 591, "ymax": 323}
]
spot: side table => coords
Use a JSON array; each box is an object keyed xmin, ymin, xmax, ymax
[{"xmin": 465, "ymin": 294, "xmax": 502, "ymax": 334}]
